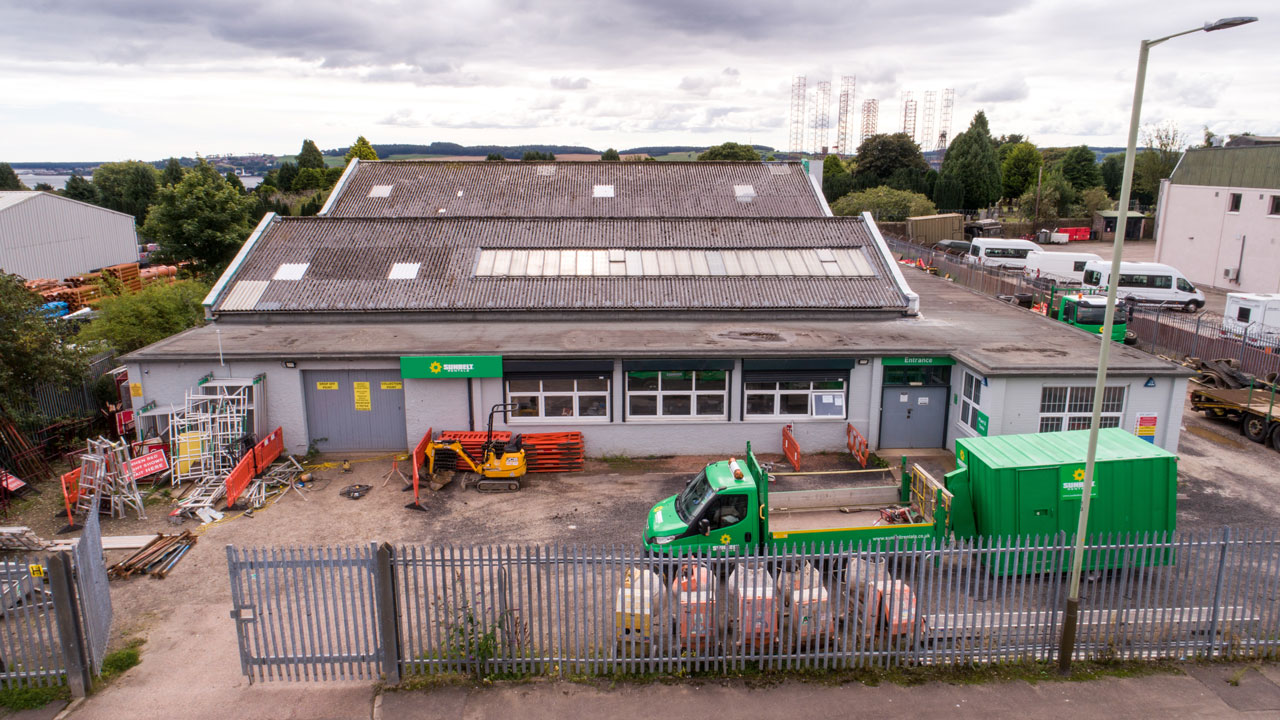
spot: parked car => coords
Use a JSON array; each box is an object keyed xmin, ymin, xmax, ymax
[
  {"xmin": 1081, "ymin": 261, "xmax": 1205, "ymax": 311},
  {"xmin": 934, "ymin": 240, "xmax": 971, "ymax": 256},
  {"xmin": 1023, "ymin": 251, "xmax": 1103, "ymax": 285},
  {"xmin": 967, "ymin": 238, "xmax": 1042, "ymax": 270}
]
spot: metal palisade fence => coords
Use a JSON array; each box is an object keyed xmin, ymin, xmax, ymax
[
  {"xmin": 225, "ymin": 529, "xmax": 1280, "ymax": 683},
  {"xmin": 885, "ymin": 235, "xmax": 1280, "ymax": 380},
  {"xmin": 0, "ymin": 499, "xmax": 112, "ymax": 696}
]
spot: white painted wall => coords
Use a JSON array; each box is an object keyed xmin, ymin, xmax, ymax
[
  {"xmin": 1155, "ymin": 182, "xmax": 1280, "ymax": 293},
  {"xmin": 0, "ymin": 193, "xmax": 138, "ymax": 279}
]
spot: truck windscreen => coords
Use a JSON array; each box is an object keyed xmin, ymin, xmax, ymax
[
  {"xmin": 1076, "ymin": 301, "xmax": 1126, "ymax": 325},
  {"xmin": 675, "ymin": 471, "xmax": 714, "ymax": 522}
]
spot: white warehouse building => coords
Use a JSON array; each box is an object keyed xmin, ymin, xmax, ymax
[{"xmin": 0, "ymin": 191, "xmax": 139, "ymax": 280}]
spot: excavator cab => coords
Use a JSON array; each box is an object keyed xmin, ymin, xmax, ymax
[{"xmin": 471, "ymin": 404, "xmax": 527, "ymax": 491}]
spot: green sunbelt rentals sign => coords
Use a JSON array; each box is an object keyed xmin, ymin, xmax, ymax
[{"xmin": 401, "ymin": 355, "xmax": 503, "ymax": 379}]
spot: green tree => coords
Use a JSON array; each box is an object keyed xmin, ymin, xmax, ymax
[
  {"xmin": 485, "ymin": 152, "xmax": 505, "ymax": 161},
  {"xmin": 93, "ymin": 161, "xmax": 160, "ymax": 223},
  {"xmin": 1042, "ymin": 168, "xmax": 1076, "ymax": 217},
  {"xmin": 33, "ymin": 182, "xmax": 54, "ymax": 191},
  {"xmin": 695, "ymin": 142, "xmax": 761, "ymax": 162},
  {"xmin": 64, "ymin": 174, "xmax": 100, "ymax": 204},
  {"xmin": 830, "ymin": 185, "xmax": 936, "ymax": 221},
  {"xmin": 932, "ymin": 173, "xmax": 965, "ymax": 211},
  {"xmin": 1132, "ymin": 122, "xmax": 1185, "ymax": 205},
  {"xmin": 275, "ymin": 162, "xmax": 299, "ymax": 192},
  {"xmin": 344, "ymin": 136, "xmax": 379, "ymax": 162},
  {"xmin": 0, "ymin": 163, "xmax": 25, "ymax": 190},
  {"xmin": 521, "ymin": 150, "xmax": 556, "ymax": 161},
  {"xmin": 291, "ymin": 168, "xmax": 327, "ymax": 191},
  {"xmin": 1058, "ymin": 145, "xmax": 1102, "ymax": 191},
  {"xmin": 852, "ymin": 133, "xmax": 927, "ymax": 186},
  {"xmin": 1000, "ymin": 142, "xmax": 1042, "ymax": 200},
  {"xmin": 299, "ymin": 191, "xmax": 326, "ymax": 216},
  {"xmin": 994, "ymin": 133, "xmax": 1027, "ymax": 164},
  {"xmin": 1018, "ymin": 183, "xmax": 1060, "ymax": 225},
  {"xmin": 76, "ymin": 279, "xmax": 209, "ymax": 354},
  {"xmin": 297, "ymin": 139, "xmax": 326, "ymax": 170},
  {"xmin": 1201, "ymin": 126, "xmax": 1217, "ymax": 149},
  {"xmin": 0, "ymin": 274, "xmax": 88, "ymax": 423},
  {"xmin": 143, "ymin": 159, "xmax": 254, "ymax": 279},
  {"xmin": 1099, "ymin": 154, "xmax": 1124, "ymax": 198},
  {"xmin": 600, "ymin": 148, "xmax": 621, "ymax": 161},
  {"xmin": 937, "ymin": 111, "xmax": 1002, "ymax": 210},
  {"xmin": 1079, "ymin": 186, "xmax": 1112, "ymax": 217},
  {"xmin": 225, "ymin": 172, "xmax": 245, "ymax": 193},
  {"xmin": 161, "ymin": 157, "xmax": 185, "ymax": 186},
  {"xmin": 885, "ymin": 167, "xmax": 932, "ymax": 196},
  {"xmin": 821, "ymin": 154, "xmax": 854, "ymax": 202}
]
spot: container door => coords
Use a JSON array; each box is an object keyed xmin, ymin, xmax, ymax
[
  {"xmin": 879, "ymin": 385, "xmax": 948, "ymax": 448},
  {"xmin": 1014, "ymin": 467, "xmax": 1059, "ymax": 573}
]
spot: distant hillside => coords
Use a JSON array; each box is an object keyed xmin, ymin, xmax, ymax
[
  {"xmin": 323, "ymin": 142, "xmax": 599, "ymax": 159},
  {"xmin": 619, "ymin": 144, "xmax": 775, "ymax": 156}
]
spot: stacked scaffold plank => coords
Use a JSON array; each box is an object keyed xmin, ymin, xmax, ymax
[
  {"xmin": 437, "ymin": 431, "xmax": 512, "ymax": 459},
  {"xmin": 522, "ymin": 432, "xmax": 585, "ymax": 472}
]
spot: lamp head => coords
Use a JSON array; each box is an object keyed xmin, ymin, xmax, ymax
[{"xmin": 1204, "ymin": 16, "xmax": 1257, "ymax": 32}]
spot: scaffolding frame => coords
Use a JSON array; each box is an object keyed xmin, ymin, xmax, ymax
[{"xmin": 75, "ymin": 437, "xmax": 145, "ymax": 520}]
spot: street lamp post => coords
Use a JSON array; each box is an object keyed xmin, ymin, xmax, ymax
[{"xmin": 1056, "ymin": 15, "xmax": 1257, "ymax": 675}]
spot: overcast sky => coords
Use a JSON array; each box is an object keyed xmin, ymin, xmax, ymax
[{"xmin": 1, "ymin": 1, "xmax": 1273, "ymax": 162}]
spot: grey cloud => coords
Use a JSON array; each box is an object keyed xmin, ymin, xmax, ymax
[
  {"xmin": 377, "ymin": 109, "xmax": 428, "ymax": 128},
  {"xmin": 550, "ymin": 76, "xmax": 591, "ymax": 90},
  {"xmin": 966, "ymin": 76, "xmax": 1030, "ymax": 103},
  {"xmin": 678, "ymin": 67, "xmax": 741, "ymax": 97}
]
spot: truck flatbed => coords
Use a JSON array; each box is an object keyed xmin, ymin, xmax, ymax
[
  {"xmin": 769, "ymin": 486, "xmax": 916, "ymax": 535},
  {"xmin": 1189, "ymin": 381, "xmax": 1279, "ymax": 418}
]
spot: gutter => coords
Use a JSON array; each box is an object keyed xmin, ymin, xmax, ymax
[
  {"xmin": 201, "ymin": 212, "xmax": 276, "ymax": 319},
  {"xmin": 861, "ymin": 211, "xmax": 920, "ymax": 315},
  {"xmin": 317, "ymin": 157, "xmax": 359, "ymax": 215}
]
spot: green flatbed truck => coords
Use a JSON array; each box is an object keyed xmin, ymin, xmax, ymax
[
  {"xmin": 1052, "ymin": 293, "xmax": 1136, "ymax": 345},
  {"xmin": 642, "ymin": 443, "xmax": 957, "ymax": 555}
]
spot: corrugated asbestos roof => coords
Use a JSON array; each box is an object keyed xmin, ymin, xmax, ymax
[
  {"xmin": 322, "ymin": 161, "xmax": 827, "ymax": 217},
  {"xmin": 0, "ymin": 192, "xmax": 40, "ymax": 212},
  {"xmin": 1170, "ymin": 146, "xmax": 1280, "ymax": 190},
  {"xmin": 211, "ymin": 216, "xmax": 908, "ymax": 314}
]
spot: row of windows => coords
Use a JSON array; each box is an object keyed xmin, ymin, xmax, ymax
[
  {"xmin": 1038, "ymin": 386, "xmax": 1126, "ymax": 432},
  {"xmin": 1226, "ymin": 192, "xmax": 1280, "ymax": 216},
  {"xmin": 507, "ymin": 372, "xmax": 848, "ymax": 421}
]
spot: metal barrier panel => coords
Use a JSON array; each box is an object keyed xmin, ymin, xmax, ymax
[
  {"xmin": 228, "ymin": 530, "xmax": 1280, "ymax": 681},
  {"xmin": 226, "ymin": 544, "xmax": 382, "ymax": 682},
  {"xmin": 73, "ymin": 508, "xmax": 112, "ymax": 674},
  {"xmin": 0, "ymin": 556, "xmax": 64, "ymax": 687}
]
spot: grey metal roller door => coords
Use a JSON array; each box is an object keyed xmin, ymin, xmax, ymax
[{"xmin": 302, "ymin": 370, "xmax": 406, "ymax": 451}]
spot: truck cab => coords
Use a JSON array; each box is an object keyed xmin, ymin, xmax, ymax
[
  {"xmin": 644, "ymin": 455, "xmax": 760, "ymax": 554},
  {"xmin": 1057, "ymin": 294, "xmax": 1133, "ymax": 344}
]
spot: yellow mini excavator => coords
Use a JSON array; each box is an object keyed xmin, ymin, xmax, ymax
[{"xmin": 423, "ymin": 403, "xmax": 527, "ymax": 492}]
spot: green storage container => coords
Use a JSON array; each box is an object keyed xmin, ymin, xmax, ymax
[{"xmin": 946, "ymin": 428, "xmax": 1177, "ymax": 574}]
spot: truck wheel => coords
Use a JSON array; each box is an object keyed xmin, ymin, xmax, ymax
[
  {"xmin": 1123, "ymin": 331, "xmax": 1138, "ymax": 346},
  {"xmin": 1242, "ymin": 413, "xmax": 1268, "ymax": 443}
]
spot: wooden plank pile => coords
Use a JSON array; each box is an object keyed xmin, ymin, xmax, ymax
[
  {"xmin": 108, "ymin": 531, "xmax": 197, "ymax": 580},
  {"xmin": 522, "ymin": 432, "xmax": 585, "ymax": 472}
]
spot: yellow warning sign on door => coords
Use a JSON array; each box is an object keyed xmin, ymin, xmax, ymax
[
  {"xmin": 316, "ymin": 381, "xmax": 339, "ymax": 390},
  {"xmin": 381, "ymin": 381, "xmax": 403, "ymax": 390},
  {"xmin": 353, "ymin": 381, "xmax": 372, "ymax": 411}
]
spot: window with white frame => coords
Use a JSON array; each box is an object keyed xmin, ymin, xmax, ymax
[
  {"xmin": 507, "ymin": 376, "xmax": 609, "ymax": 420},
  {"xmin": 744, "ymin": 379, "xmax": 846, "ymax": 418},
  {"xmin": 1038, "ymin": 386, "xmax": 1126, "ymax": 432},
  {"xmin": 960, "ymin": 371, "xmax": 983, "ymax": 430},
  {"xmin": 626, "ymin": 370, "xmax": 728, "ymax": 419}
]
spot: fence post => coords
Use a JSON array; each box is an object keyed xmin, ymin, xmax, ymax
[
  {"xmin": 48, "ymin": 552, "xmax": 90, "ymax": 698},
  {"xmin": 1205, "ymin": 527, "xmax": 1232, "ymax": 659},
  {"xmin": 1191, "ymin": 314, "xmax": 1202, "ymax": 359},
  {"xmin": 375, "ymin": 542, "xmax": 401, "ymax": 685}
]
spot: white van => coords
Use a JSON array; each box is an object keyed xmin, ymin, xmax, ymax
[
  {"xmin": 1081, "ymin": 261, "xmax": 1205, "ymax": 311},
  {"xmin": 1222, "ymin": 293, "xmax": 1280, "ymax": 348},
  {"xmin": 1023, "ymin": 251, "xmax": 1103, "ymax": 285},
  {"xmin": 967, "ymin": 238, "xmax": 1042, "ymax": 269}
]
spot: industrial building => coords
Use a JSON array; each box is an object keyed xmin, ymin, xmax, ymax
[
  {"xmin": 122, "ymin": 161, "xmax": 1190, "ymax": 458},
  {"xmin": 1155, "ymin": 145, "xmax": 1280, "ymax": 293},
  {"xmin": 0, "ymin": 191, "xmax": 139, "ymax": 280}
]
